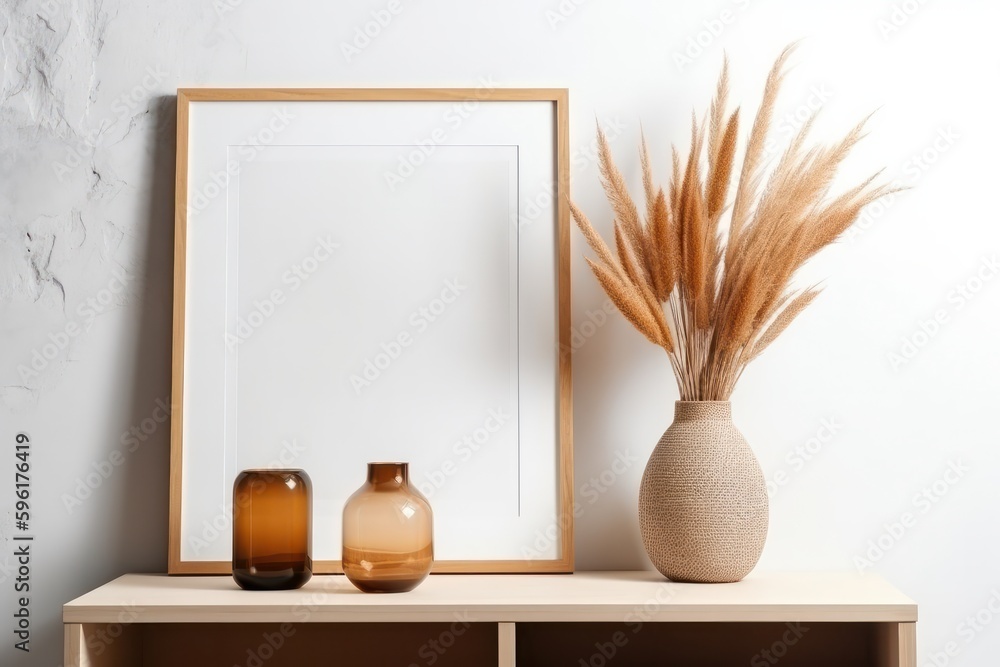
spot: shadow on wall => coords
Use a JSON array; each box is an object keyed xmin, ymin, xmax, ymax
[
  {"xmin": 110, "ymin": 94, "xmax": 177, "ymax": 572},
  {"xmin": 23, "ymin": 95, "xmax": 178, "ymax": 667}
]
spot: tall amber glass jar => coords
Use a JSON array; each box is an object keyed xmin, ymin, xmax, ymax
[
  {"xmin": 232, "ymin": 469, "xmax": 312, "ymax": 591},
  {"xmin": 342, "ymin": 462, "xmax": 433, "ymax": 593}
]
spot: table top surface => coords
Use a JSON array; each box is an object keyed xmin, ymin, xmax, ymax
[{"xmin": 63, "ymin": 570, "xmax": 917, "ymax": 624}]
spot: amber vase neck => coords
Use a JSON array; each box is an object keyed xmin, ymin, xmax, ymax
[{"xmin": 367, "ymin": 462, "xmax": 408, "ymax": 487}]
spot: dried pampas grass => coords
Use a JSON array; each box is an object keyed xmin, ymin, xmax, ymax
[{"xmin": 573, "ymin": 46, "xmax": 895, "ymax": 400}]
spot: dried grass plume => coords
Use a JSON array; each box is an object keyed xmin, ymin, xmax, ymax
[{"xmin": 573, "ymin": 47, "xmax": 895, "ymax": 400}]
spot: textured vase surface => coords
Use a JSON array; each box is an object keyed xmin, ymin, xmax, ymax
[{"xmin": 638, "ymin": 401, "xmax": 768, "ymax": 583}]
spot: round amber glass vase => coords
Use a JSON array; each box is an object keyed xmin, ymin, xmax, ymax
[
  {"xmin": 342, "ymin": 462, "xmax": 433, "ymax": 593},
  {"xmin": 232, "ymin": 469, "xmax": 313, "ymax": 591}
]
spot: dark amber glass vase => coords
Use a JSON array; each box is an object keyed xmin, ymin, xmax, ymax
[
  {"xmin": 342, "ymin": 462, "xmax": 433, "ymax": 593},
  {"xmin": 232, "ymin": 469, "xmax": 312, "ymax": 591}
]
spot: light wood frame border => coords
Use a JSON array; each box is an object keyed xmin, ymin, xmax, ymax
[{"xmin": 168, "ymin": 88, "xmax": 573, "ymax": 575}]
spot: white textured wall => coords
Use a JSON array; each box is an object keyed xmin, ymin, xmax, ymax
[{"xmin": 2, "ymin": 0, "xmax": 998, "ymax": 664}]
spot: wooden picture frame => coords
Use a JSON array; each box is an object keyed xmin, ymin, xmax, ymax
[{"xmin": 168, "ymin": 88, "xmax": 572, "ymax": 574}]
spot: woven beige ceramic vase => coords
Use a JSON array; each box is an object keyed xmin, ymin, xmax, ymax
[{"xmin": 638, "ymin": 401, "xmax": 768, "ymax": 583}]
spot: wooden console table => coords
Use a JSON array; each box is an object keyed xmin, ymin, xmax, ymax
[{"xmin": 64, "ymin": 571, "xmax": 916, "ymax": 666}]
